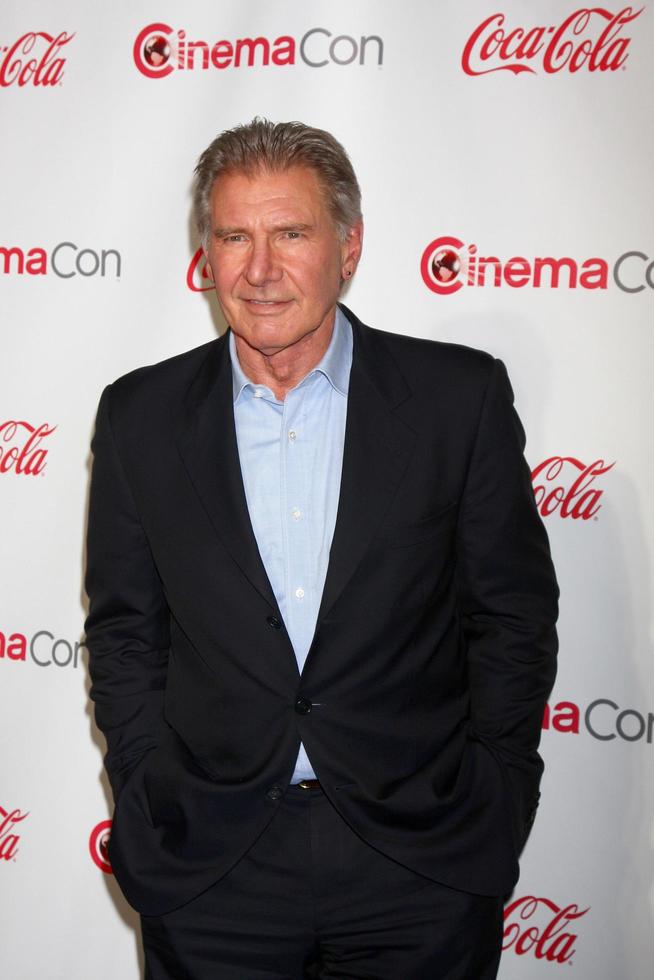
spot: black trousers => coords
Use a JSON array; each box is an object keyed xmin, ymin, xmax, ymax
[{"xmin": 141, "ymin": 784, "xmax": 503, "ymax": 979}]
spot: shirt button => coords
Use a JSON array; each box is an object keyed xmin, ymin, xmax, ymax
[
  {"xmin": 291, "ymin": 507, "xmax": 301, "ymax": 521},
  {"xmin": 266, "ymin": 615, "xmax": 282, "ymax": 630},
  {"xmin": 295, "ymin": 587, "xmax": 305, "ymax": 600},
  {"xmin": 295, "ymin": 698, "xmax": 312, "ymax": 715},
  {"xmin": 288, "ymin": 430, "xmax": 297, "ymax": 441},
  {"xmin": 253, "ymin": 389, "xmax": 264, "ymax": 398}
]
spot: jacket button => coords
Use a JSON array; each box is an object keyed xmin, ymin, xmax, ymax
[
  {"xmin": 267, "ymin": 615, "xmax": 282, "ymax": 630},
  {"xmin": 295, "ymin": 697, "xmax": 312, "ymax": 715},
  {"xmin": 266, "ymin": 784, "xmax": 283, "ymax": 801}
]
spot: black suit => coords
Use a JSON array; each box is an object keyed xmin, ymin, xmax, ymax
[{"xmin": 85, "ymin": 306, "xmax": 558, "ymax": 918}]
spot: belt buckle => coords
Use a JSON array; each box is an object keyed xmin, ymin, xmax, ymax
[{"xmin": 297, "ymin": 779, "xmax": 320, "ymax": 790}]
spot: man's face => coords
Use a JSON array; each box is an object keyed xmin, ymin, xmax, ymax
[{"xmin": 204, "ymin": 166, "xmax": 362, "ymax": 358}]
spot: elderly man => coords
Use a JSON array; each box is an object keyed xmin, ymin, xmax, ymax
[{"xmin": 85, "ymin": 118, "xmax": 558, "ymax": 979}]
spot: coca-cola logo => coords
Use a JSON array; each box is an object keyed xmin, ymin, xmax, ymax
[
  {"xmin": 0, "ymin": 421, "xmax": 56, "ymax": 476},
  {"xmin": 134, "ymin": 23, "xmax": 383, "ymax": 78},
  {"xmin": 0, "ymin": 243, "xmax": 121, "ymax": 279},
  {"xmin": 89, "ymin": 820, "xmax": 113, "ymax": 874},
  {"xmin": 0, "ymin": 629, "xmax": 86, "ymax": 669},
  {"xmin": 544, "ymin": 698, "xmax": 654, "ymax": 744},
  {"xmin": 462, "ymin": 7, "xmax": 642, "ymax": 76},
  {"xmin": 187, "ymin": 247, "xmax": 213, "ymax": 292},
  {"xmin": 531, "ymin": 457, "xmax": 614, "ymax": 520},
  {"xmin": 0, "ymin": 805, "xmax": 29, "ymax": 862},
  {"xmin": 420, "ymin": 236, "xmax": 654, "ymax": 295},
  {"xmin": 503, "ymin": 895, "xmax": 589, "ymax": 964},
  {"xmin": 0, "ymin": 31, "xmax": 74, "ymax": 87}
]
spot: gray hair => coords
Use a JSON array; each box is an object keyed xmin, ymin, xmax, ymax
[{"xmin": 193, "ymin": 118, "xmax": 362, "ymax": 247}]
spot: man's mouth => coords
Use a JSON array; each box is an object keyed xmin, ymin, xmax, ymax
[{"xmin": 243, "ymin": 298, "xmax": 292, "ymax": 311}]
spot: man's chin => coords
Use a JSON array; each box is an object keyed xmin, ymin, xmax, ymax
[
  {"xmin": 232, "ymin": 325, "xmax": 297, "ymax": 358},
  {"xmin": 230, "ymin": 307, "xmax": 334, "ymax": 360}
]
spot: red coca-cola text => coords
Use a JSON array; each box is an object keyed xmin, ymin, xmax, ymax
[
  {"xmin": 503, "ymin": 895, "xmax": 589, "ymax": 963},
  {"xmin": 0, "ymin": 31, "xmax": 74, "ymax": 87},
  {"xmin": 0, "ymin": 421, "xmax": 56, "ymax": 476},
  {"xmin": 187, "ymin": 247, "xmax": 213, "ymax": 292},
  {"xmin": 0, "ymin": 806, "xmax": 29, "ymax": 862},
  {"xmin": 531, "ymin": 457, "xmax": 614, "ymax": 520},
  {"xmin": 462, "ymin": 8, "xmax": 642, "ymax": 76}
]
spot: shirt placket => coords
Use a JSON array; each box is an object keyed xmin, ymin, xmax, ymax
[{"xmin": 280, "ymin": 381, "xmax": 314, "ymax": 672}]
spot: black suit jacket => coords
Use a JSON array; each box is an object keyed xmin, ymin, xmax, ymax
[{"xmin": 85, "ymin": 306, "xmax": 558, "ymax": 916}]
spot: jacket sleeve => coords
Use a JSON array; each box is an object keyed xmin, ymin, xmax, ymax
[
  {"xmin": 85, "ymin": 385, "xmax": 170, "ymax": 801},
  {"xmin": 456, "ymin": 358, "xmax": 559, "ymax": 850}
]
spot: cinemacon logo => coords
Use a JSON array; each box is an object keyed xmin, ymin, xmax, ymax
[
  {"xmin": 544, "ymin": 699, "xmax": 654, "ymax": 744},
  {"xmin": 133, "ymin": 22, "xmax": 383, "ymax": 78},
  {"xmin": 462, "ymin": 7, "xmax": 642, "ymax": 76},
  {"xmin": 1, "ymin": 243, "xmax": 121, "ymax": 279},
  {"xmin": 89, "ymin": 820, "xmax": 112, "ymax": 874},
  {"xmin": 0, "ymin": 630, "xmax": 86, "ymax": 669},
  {"xmin": 421, "ymin": 236, "xmax": 654, "ymax": 295},
  {"xmin": 0, "ymin": 30, "xmax": 74, "ymax": 87}
]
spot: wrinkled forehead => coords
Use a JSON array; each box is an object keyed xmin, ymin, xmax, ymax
[{"xmin": 210, "ymin": 163, "xmax": 333, "ymax": 218}]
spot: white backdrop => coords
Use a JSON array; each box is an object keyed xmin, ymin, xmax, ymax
[{"xmin": 2, "ymin": 2, "xmax": 653, "ymax": 977}]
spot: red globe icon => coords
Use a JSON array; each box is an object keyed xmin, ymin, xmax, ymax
[
  {"xmin": 431, "ymin": 249, "xmax": 460, "ymax": 284},
  {"xmin": 144, "ymin": 35, "xmax": 170, "ymax": 67}
]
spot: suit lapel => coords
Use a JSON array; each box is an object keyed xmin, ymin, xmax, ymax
[
  {"xmin": 176, "ymin": 336, "xmax": 279, "ymax": 611},
  {"xmin": 316, "ymin": 311, "xmax": 417, "ymax": 625}
]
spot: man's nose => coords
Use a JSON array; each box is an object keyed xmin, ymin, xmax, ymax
[{"xmin": 244, "ymin": 238, "xmax": 282, "ymax": 286}]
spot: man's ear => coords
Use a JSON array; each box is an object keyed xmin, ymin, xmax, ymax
[{"xmin": 340, "ymin": 220, "xmax": 364, "ymax": 280}]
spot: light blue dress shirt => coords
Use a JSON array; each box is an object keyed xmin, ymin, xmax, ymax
[{"xmin": 229, "ymin": 308, "xmax": 353, "ymax": 783}]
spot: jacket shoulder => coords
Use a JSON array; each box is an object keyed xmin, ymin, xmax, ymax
[
  {"xmin": 111, "ymin": 338, "xmax": 220, "ymax": 395},
  {"xmin": 371, "ymin": 324, "xmax": 494, "ymax": 373},
  {"xmin": 103, "ymin": 337, "xmax": 224, "ymax": 421},
  {"xmin": 343, "ymin": 304, "xmax": 497, "ymax": 394}
]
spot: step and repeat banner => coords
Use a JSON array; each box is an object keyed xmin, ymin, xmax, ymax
[{"xmin": 2, "ymin": 2, "xmax": 653, "ymax": 977}]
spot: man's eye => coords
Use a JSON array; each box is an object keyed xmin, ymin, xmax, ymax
[
  {"xmin": 223, "ymin": 234, "xmax": 245, "ymax": 243},
  {"xmin": 284, "ymin": 231, "xmax": 302, "ymax": 240}
]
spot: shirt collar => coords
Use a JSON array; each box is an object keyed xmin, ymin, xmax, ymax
[{"xmin": 229, "ymin": 306, "xmax": 352, "ymax": 404}]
